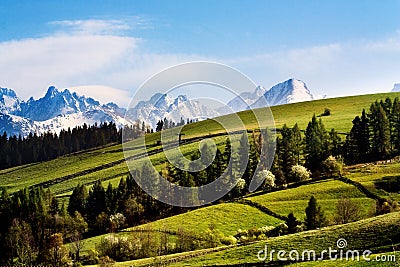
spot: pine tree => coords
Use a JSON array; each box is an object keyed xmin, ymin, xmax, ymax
[
  {"xmin": 359, "ymin": 109, "xmax": 371, "ymax": 161},
  {"xmin": 286, "ymin": 212, "xmax": 300, "ymax": 234},
  {"xmin": 237, "ymin": 132, "xmax": 250, "ymax": 185},
  {"xmin": 278, "ymin": 124, "xmax": 297, "ymax": 179},
  {"xmin": 370, "ymin": 103, "xmax": 391, "ymax": 159},
  {"xmin": 292, "ymin": 123, "xmax": 302, "ymax": 165},
  {"xmin": 304, "ymin": 115, "xmax": 329, "ymax": 172},
  {"xmin": 247, "ymin": 133, "xmax": 259, "ymax": 184},
  {"xmin": 328, "ymin": 128, "xmax": 342, "ymax": 157},
  {"xmin": 86, "ymin": 181, "xmax": 106, "ymax": 226},
  {"xmin": 391, "ymin": 97, "xmax": 400, "ymax": 153},
  {"xmin": 68, "ymin": 184, "xmax": 87, "ymax": 216},
  {"xmin": 305, "ymin": 196, "xmax": 326, "ymax": 230}
]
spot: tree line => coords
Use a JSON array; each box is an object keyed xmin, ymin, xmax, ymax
[
  {"xmin": 344, "ymin": 97, "xmax": 400, "ymax": 164},
  {"xmin": 0, "ymin": 122, "xmax": 147, "ymax": 170}
]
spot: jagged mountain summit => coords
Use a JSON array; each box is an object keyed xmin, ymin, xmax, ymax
[
  {"xmin": 125, "ymin": 93, "xmax": 219, "ymax": 129},
  {"xmin": 0, "ymin": 86, "xmax": 130, "ymax": 136},
  {"xmin": 225, "ymin": 78, "xmax": 314, "ymax": 113}
]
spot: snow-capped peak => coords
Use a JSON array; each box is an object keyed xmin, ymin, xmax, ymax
[
  {"xmin": 44, "ymin": 86, "xmax": 60, "ymax": 98},
  {"xmin": 126, "ymin": 93, "xmax": 219, "ymax": 129},
  {"xmin": 0, "ymin": 87, "xmax": 18, "ymax": 98},
  {"xmin": 264, "ymin": 78, "xmax": 314, "ymax": 106},
  {"xmin": 225, "ymin": 78, "xmax": 314, "ymax": 113}
]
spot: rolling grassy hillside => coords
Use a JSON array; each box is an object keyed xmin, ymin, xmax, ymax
[
  {"xmin": 1, "ymin": 92, "xmax": 400, "ymax": 197},
  {"xmin": 2, "ymin": 92, "xmax": 400, "ymax": 266},
  {"xmin": 246, "ymin": 179, "xmax": 375, "ymax": 220},
  {"xmin": 167, "ymin": 212, "xmax": 400, "ymax": 266},
  {"xmin": 78, "ymin": 160, "xmax": 400, "ymax": 263},
  {"xmin": 89, "ymin": 212, "xmax": 399, "ymax": 267},
  {"xmin": 77, "ymin": 202, "xmax": 283, "ymax": 256}
]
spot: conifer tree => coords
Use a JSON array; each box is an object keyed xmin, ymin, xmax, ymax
[
  {"xmin": 68, "ymin": 184, "xmax": 88, "ymax": 216},
  {"xmin": 286, "ymin": 212, "xmax": 300, "ymax": 234},
  {"xmin": 305, "ymin": 196, "xmax": 326, "ymax": 230},
  {"xmin": 304, "ymin": 115, "xmax": 329, "ymax": 172},
  {"xmin": 391, "ymin": 97, "xmax": 400, "ymax": 152},
  {"xmin": 278, "ymin": 124, "xmax": 297, "ymax": 179},
  {"xmin": 86, "ymin": 181, "xmax": 106, "ymax": 225}
]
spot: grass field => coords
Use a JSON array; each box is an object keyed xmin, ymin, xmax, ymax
[
  {"xmin": 77, "ymin": 202, "xmax": 282, "ymax": 255},
  {"xmin": 78, "ymin": 160, "xmax": 400, "ymax": 260},
  {"xmin": 165, "ymin": 212, "xmax": 400, "ymax": 266},
  {"xmin": 1, "ymin": 92, "xmax": 400, "ymax": 266},
  {"xmin": 90, "ymin": 212, "xmax": 399, "ymax": 266},
  {"xmin": 246, "ymin": 179, "xmax": 375, "ymax": 220},
  {"xmin": 1, "ymin": 92, "xmax": 400, "ymax": 197}
]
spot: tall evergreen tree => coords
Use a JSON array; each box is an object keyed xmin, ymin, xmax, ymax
[
  {"xmin": 277, "ymin": 124, "xmax": 297, "ymax": 179},
  {"xmin": 304, "ymin": 115, "xmax": 329, "ymax": 172},
  {"xmin": 292, "ymin": 123, "xmax": 302, "ymax": 165},
  {"xmin": 67, "ymin": 184, "xmax": 88, "ymax": 216},
  {"xmin": 328, "ymin": 128, "xmax": 342, "ymax": 157},
  {"xmin": 237, "ymin": 132, "xmax": 250, "ymax": 185},
  {"xmin": 391, "ymin": 97, "xmax": 400, "ymax": 153},
  {"xmin": 86, "ymin": 181, "xmax": 106, "ymax": 226},
  {"xmin": 369, "ymin": 103, "xmax": 391, "ymax": 159},
  {"xmin": 305, "ymin": 196, "xmax": 326, "ymax": 230}
]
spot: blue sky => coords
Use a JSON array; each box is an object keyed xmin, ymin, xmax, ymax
[{"xmin": 1, "ymin": 0, "xmax": 400, "ymax": 106}]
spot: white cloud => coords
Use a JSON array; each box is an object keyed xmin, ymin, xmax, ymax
[
  {"xmin": 0, "ymin": 34, "xmax": 138, "ymax": 101},
  {"xmin": 49, "ymin": 16, "xmax": 150, "ymax": 36},
  {"xmin": 68, "ymin": 85, "xmax": 132, "ymax": 107},
  {"xmin": 224, "ymin": 38, "xmax": 400, "ymax": 99},
  {"xmin": 1, "ymin": 18, "xmax": 399, "ymax": 108}
]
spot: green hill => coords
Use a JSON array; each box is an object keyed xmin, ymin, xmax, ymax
[
  {"xmin": 1, "ymin": 92, "xmax": 400, "ymax": 197},
  {"xmin": 2, "ymin": 92, "xmax": 400, "ymax": 266}
]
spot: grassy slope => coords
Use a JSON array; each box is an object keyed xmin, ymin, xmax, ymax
[
  {"xmin": 95, "ymin": 212, "xmax": 399, "ymax": 267},
  {"xmin": 78, "ymin": 202, "xmax": 282, "ymax": 255},
  {"xmin": 1, "ymin": 92, "xmax": 399, "ymax": 195},
  {"xmin": 79, "ymin": 161, "xmax": 400, "ymax": 258},
  {"xmin": 246, "ymin": 179, "xmax": 375, "ymax": 220},
  {"xmin": 167, "ymin": 212, "xmax": 400, "ymax": 266}
]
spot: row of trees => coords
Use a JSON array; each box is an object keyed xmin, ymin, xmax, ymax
[
  {"xmin": 270, "ymin": 97, "xmax": 400, "ymax": 181},
  {"xmin": 344, "ymin": 97, "xmax": 400, "ymax": 164},
  {"xmin": 0, "ymin": 121, "xmax": 148, "ymax": 170},
  {"xmin": 271, "ymin": 117, "xmax": 342, "ymax": 185},
  {"xmin": 155, "ymin": 117, "xmax": 198, "ymax": 132}
]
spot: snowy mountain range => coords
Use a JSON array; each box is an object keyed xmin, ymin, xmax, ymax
[
  {"xmin": 125, "ymin": 93, "xmax": 219, "ymax": 129},
  {"xmin": 223, "ymin": 78, "xmax": 314, "ymax": 113},
  {"xmin": 0, "ymin": 78, "xmax": 315, "ymax": 136},
  {"xmin": 0, "ymin": 86, "xmax": 130, "ymax": 136}
]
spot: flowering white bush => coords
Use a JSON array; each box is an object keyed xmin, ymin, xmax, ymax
[
  {"xmin": 321, "ymin": 155, "xmax": 343, "ymax": 177},
  {"xmin": 235, "ymin": 178, "xmax": 246, "ymax": 191},
  {"xmin": 290, "ymin": 165, "xmax": 311, "ymax": 182},
  {"xmin": 110, "ymin": 213, "xmax": 126, "ymax": 231},
  {"xmin": 254, "ymin": 170, "xmax": 275, "ymax": 190}
]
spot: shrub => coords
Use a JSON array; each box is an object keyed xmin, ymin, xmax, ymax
[
  {"xmin": 97, "ymin": 234, "xmax": 135, "ymax": 261},
  {"xmin": 98, "ymin": 256, "xmax": 115, "ymax": 267},
  {"xmin": 254, "ymin": 170, "xmax": 275, "ymax": 190},
  {"xmin": 335, "ymin": 197, "xmax": 361, "ymax": 224},
  {"xmin": 290, "ymin": 165, "xmax": 311, "ymax": 182},
  {"xmin": 321, "ymin": 108, "xmax": 331, "ymax": 116},
  {"xmin": 321, "ymin": 155, "xmax": 342, "ymax": 177}
]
